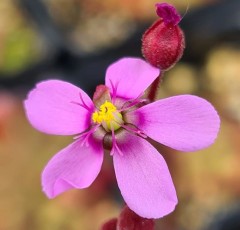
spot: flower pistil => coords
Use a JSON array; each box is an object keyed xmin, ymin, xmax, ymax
[{"xmin": 92, "ymin": 101, "xmax": 123, "ymax": 132}]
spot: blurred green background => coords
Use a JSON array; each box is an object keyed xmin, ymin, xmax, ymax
[{"xmin": 0, "ymin": 0, "xmax": 240, "ymax": 229}]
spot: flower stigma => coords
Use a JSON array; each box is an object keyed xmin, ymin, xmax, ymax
[{"xmin": 92, "ymin": 101, "xmax": 124, "ymax": 132}]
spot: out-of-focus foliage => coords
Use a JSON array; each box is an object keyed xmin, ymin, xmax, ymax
[{"xmin": 0, "ymin": 1, "xmax": 44, "ymax": 74}]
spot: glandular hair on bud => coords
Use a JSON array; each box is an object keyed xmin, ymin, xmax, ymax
[
  {"xmin": 142, "ymin": 3, "xmax": 185, "ymax": 70},
  {"xmin": 142, "ymin": 18, "xmax": 185, "ymax": 70}
]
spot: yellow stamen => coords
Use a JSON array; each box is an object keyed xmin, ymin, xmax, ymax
[{"xmin": 92, "ymin": 101, "xmax": 123, "ymax": 131}]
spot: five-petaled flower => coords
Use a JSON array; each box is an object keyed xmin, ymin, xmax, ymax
[{"xmin": 24, "ymin": 57, "xmax": 220, "ymax": 219}]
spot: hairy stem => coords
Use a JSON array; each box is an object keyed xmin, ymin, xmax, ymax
[{"xmin": 147, "ymin": 71, "xmax": 164, "ymax": 101}]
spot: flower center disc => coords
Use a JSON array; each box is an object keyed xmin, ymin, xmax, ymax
[{"xmin": 92, "ymin": 101, "xmax": 123, "ymax": 132}]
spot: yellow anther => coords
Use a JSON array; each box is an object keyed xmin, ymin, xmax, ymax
[{"xmin": 92, "ymin": 101, "xmax": 123, "ymax": 131}]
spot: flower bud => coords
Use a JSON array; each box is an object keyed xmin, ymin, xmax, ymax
[
  {"xmin": 118, "ymin": 206, "xmax": 155, "ymax": 230},
  {"xmin": 142, "ymin": 3, "xmax": 185, "ymax": 70},
  {"xmin": 100, "ymin": 218, "xmax": 117, "ymax": 230}
]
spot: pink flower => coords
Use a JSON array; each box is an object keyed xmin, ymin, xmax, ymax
[{"xmin": 24, "ymin": 57, "xmax": 220, "ymax": 218}]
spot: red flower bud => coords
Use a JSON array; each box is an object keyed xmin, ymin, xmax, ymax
[
  {"xmin": 100, "ymin": 218, "xmax": 117, "ymax": 230},
  {"xmin": 117, "ymin": 206, "xmax": 155, "ymax": 230},
  {"xmin": 142, "ymin": 3, "xmax": 185, "ymax": 70},
  {"xmin": 100, "ymin": 206, "xmax": 155, "ymax": 230}
]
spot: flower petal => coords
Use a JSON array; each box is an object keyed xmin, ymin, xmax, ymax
[
  {"xmin": 155, "ymin": 3, "xmax": 181, "ymax": 26},
  {"xmin": 42, "ymin": 137, "xmax": 103, "ymax": 198},
  {"xmin": 24, "ymin": 80, "xmax": 94, "ymax": 135},
  {"xmin": 105, "ymin": 57, "xmax": 160, "ymax": 100},
  {"xmin": 129, "ymin": 95, "xmax": 220, "ymax": 152},
  {"xmin": 112, "ymin": 132, "xmax": 177, "ymax": 218}
]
